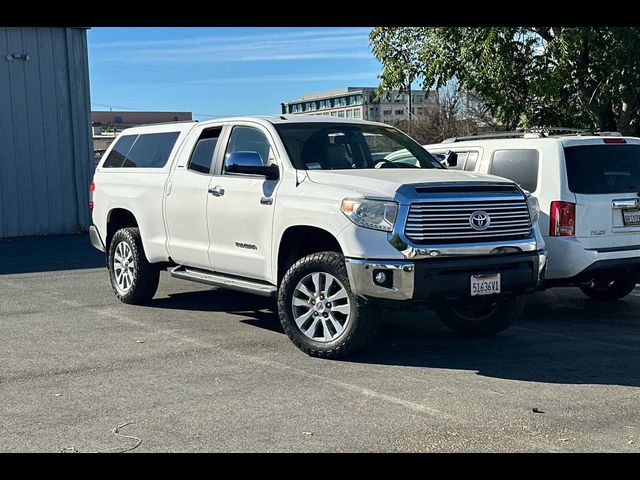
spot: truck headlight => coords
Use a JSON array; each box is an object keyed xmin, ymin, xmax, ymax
[
  {"xmin": 527, "ymin": 194, "xmax": 540, "ymax": 224},
  {"xmin": 341, "ymin": 198, "xmax": 398, "ymax": 232}
]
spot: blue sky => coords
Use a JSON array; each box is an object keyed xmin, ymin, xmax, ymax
[{"xmin": 88, "ymin": 27, "xmax": 383, "ymax": 120}]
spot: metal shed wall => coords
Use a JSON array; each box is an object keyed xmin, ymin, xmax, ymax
[{"xmin": 0, "ymin": 27, "xmax": 93, "ymax": 238}]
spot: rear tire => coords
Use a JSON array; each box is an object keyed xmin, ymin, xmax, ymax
[
  {"xmin": 434, "ymin": 296, "xmax": 526, "ymax": 336},
  {"xmin": 277, "ymin": 251, "xmax": 379, "ymax": 359},
  {"xmin": 108, "ymin": 227, "xmax": 160, "ymax": 305},
  {"xmin": 580, "ymin": 278, "xmax": 637, "ymax": 301}
]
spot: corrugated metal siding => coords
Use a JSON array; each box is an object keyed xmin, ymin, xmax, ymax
[{"xmin": 0, "ymin": 27, "xmax": 93, "ymax": 238}]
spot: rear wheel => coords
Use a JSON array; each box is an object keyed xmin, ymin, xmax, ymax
[
  {"xmin": 277, "ymin": 251, "xmax": 379, "ymax": 359},
  {"xmin": 434, "ymin": 296, "xmax": 526, "ymax": 336},
  {"xmin": 580, "ymin": 278, "xmax": 637, "ymax": 301},
  {"xmin": 108, "ymin": 227, "xmax": 160, "ymax": 305}
]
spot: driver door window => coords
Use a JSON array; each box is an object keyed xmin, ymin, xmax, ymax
[{"xmin": 224, "ymin": 126, "xmax": 274, "ymax": 172}]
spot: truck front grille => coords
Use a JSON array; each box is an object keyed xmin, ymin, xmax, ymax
[{"xmin": 405, "ymin": 198, "xmax": 532, "ymax": 244}]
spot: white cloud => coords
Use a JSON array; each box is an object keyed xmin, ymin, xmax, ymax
[{"xmin": 91, "ymin": 28, "xmax": 373, "ymax": 63}]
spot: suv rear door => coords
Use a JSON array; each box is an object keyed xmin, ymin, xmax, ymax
[{"xmin": 563, "ymin": 138, "xmax": 640, "ymax": 249}]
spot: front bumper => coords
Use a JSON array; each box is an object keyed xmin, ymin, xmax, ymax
[{"xmin": 345, "ymin": 250, "xmax": 546, "ymax": 302}]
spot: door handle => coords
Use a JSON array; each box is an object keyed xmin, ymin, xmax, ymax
[{"xmin": 208, "ymin": 185, "xmax": 225, "ymax": 197}]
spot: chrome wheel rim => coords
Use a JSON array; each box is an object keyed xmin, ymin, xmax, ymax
[
  {"xmin": 291, "ymin": 272, "xmax": 351, "ymax": 343},
  {"xmin": 113, "ymin": 241, "xmax": 135, "ymax": 294}
]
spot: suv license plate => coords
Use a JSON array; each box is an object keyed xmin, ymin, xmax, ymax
[
  {"xmin": 471, "ymin": 274, "xmax": 501, "ymax": 296},
  {"xmin": 622, "ymin": 208, "xmax": 640, "ymax": 226}
]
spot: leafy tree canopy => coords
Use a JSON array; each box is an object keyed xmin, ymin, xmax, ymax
[{"xmin": 370, "ymin": 27, "xmax": 640, "ymax": 135}]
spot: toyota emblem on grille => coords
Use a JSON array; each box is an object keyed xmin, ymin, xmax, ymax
[{"xmin": 469, "ymin": 210, "xmax": 491, "ymax": 231}]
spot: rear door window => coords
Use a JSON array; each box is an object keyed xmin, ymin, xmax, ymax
[
  {"xmin": 489, "ymin": 149, "xmax": 539, "ymax": 192},
  {"xmin": 564, "ymin": 144, "xmax": 640, "ymax": 194},
  {"xmin": 188, "ymin": 128, "xmax": 222, "ymax": 174}
]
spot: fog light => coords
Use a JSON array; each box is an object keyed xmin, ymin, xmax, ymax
[{"xmin": 374, "ymin": 271, "xmax": 387, "ymax": 284}]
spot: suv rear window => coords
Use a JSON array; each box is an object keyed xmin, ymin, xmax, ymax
[
  {"xmin": 489, "ymin": 149, "xmax": 539, "ymax": 193},
  {"xmin": 564, "ymin": 144, "xmax": 640, "ymax": 194},
  {"xmin": 102, "ymin": 132, "xmax": 180, "ymax": 168}
]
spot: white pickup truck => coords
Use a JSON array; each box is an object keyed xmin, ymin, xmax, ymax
[{"xmin": 89, "ymin": 115, "xmax": 546, "ymax": 358}]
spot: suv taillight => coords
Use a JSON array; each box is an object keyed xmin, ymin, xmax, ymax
[{"xmin": 549, "ymin": 201, "xmax": 575, "ymax": 236}]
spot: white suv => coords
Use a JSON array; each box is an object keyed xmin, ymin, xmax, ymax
[{"xmin": 425, "ymin": 131, "xmax": 640, "ymax": 301}]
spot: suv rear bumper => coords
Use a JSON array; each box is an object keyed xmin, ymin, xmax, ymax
[
  {"xmin": 543, "ymin": 257, "xmax": 640, "ymax": 287},
  {"xmin": 345, "ymin": 250, "xmax": 546, "ymax": 302}
]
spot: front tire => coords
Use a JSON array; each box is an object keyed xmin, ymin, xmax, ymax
[
  {"xmin": 434, "ymin": 296, "xmax": 526, "ymax": 336},
  {"xmin": 108, "ymin": 227, "xmax": 160, "ymax": 305},
  {"xmin": 580, "ymin": 278, "xmax": 637, "ymax": 301},
  {"xmin": 277, "ymin": 251, "xmax": 379, "ymax": 359}
]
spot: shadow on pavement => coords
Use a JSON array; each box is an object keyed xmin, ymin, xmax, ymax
[
  {"xmin": 146, "ymin": 289, "xmax": 283, "ymax": 334},
  {"xmin": 150, "ymin": 286, "xmax": 640, "ymax": 388},
  {"xmin": 0, "ymin": 234, "xmax": 104, "ymax": 274}
]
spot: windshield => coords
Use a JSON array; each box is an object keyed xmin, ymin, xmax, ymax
[
  {"xmin": 275, "ymin": 122, "xmax": 443, "ymax": 170},
  {"xmin": 564, "ymin": 144, "xmax": 640, "ymax": 194}
]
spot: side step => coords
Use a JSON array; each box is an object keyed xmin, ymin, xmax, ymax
[{"xmin": 170, "ymin": 266, "xmax": 277, "ymax": 298}]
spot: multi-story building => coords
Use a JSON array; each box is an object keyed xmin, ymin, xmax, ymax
[{"xmin": 281, "ymin": 87, "xmax": 438, "ymax": 123}]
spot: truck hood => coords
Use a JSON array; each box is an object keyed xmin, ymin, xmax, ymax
[{"xmin": 305, "ymin": 169, "xmax": 514, "ymax": 199}]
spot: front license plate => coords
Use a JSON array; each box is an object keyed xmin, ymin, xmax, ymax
[
  {"xmin": 471, "ymin": 273, "xmax": 501, "ymax": 296},
  {"xmin": 622, "ymin": 208, "xmax": 640, "ymax": 226}
]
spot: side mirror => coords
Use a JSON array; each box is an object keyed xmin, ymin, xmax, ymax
[
  {"xmin": 442, "ymin": 150, "xmax": 458, "ymax": 168},
  {"xmin": 225, "ymin": 151, "xmax": 279, "ymax": 180}
]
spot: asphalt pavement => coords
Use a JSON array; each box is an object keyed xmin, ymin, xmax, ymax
[{"xmin": 1, "ymin": 234, "xmax": 639, "ymax": 452}]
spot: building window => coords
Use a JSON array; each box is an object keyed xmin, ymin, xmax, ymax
[
  {"xmin": 330, "ymin": 111, "xmax": 338, "ymax": 117},
  {"xmin": 417, "ymin": 107, "xmax": 424, "ymax": 115},
  {"xmin": 114, "ymin": 116, "xmax": 123, "ymax": 124},
  {"xmin": 354, "ymin": 109, "xmax": 361, "ymax": 118},
  {"xmin": 383, "ymin": 110, "xmax": 392, "ymax": 116},
  {"xmin": 337, "ymin": 110, "xmax": 345, "ymax": 118},
  {"xmin": 346, "ymin": 109, "xmax": 353, "ymax": 118},
  {"xmin": 395, "ymin": 109, "xmax": 404, "ymax": 115}
]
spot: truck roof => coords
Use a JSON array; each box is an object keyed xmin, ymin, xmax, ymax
[{"xmin": 120, "ymin": 114, "xmax": 391, "ymax": 135}]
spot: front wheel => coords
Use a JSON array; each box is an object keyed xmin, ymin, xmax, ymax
[
  {"xmin": 580, "ymin": 278, "xmax": 637, "ymax": 301},
  {"xmin": 108, "ymin": 227, "xmax": 160, "ymax": 305},
  {"xmin": 434, "ymin": 296, "xmax": 526, "ymax": 336},
  {"xmin": 277, "ymin": 251, "xmax": 379, "ymax": 359}
]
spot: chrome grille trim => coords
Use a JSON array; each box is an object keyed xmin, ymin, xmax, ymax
[{"xmin": 405, "ymin": 198, "xmax": 532, "ymax": 244}]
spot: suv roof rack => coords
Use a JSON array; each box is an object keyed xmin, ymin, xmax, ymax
[
  {"xmin": 442, "ymin": 131, "xmax": 542, "ymax": 143},
  {"xmin": 442, "ymin": 127, "xmax": 623, "ymax": 143}
]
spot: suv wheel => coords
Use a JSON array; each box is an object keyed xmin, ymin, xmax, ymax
[
  {"xmin": 434, "ymin": 295, "xmax": 526, "ymax": 336},
  {"xmin": 108, "ymin": 227, "xmax": 160, "ymax": 305},
  {"xmin": 277, "ymin": 251, "xmax": 379, "ymax": 359},
  {"xmin": 580, "ymin": 278, "xmax": 637, "ymax": 301}
]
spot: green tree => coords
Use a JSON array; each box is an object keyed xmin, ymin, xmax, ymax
[{"xmin": 370, "ymin": 27, "xmax": 640, "ymax": 135}]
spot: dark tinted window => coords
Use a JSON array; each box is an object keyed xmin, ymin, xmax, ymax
[
  {"xmin": 565, "ymin": 144, "xmax": 640, "ymax": 194},
  {"xmin": 490, "ymin": 149, "xmax": 539, "ymax": 192},
  {"xmin": 225, "ymin": 126, "xmax": 271, "ymax": 167},
  {"xmin": 102, "ymin": 135, "xmax": 137, "ymax": 168},
  {"xmin": 464, "ymin": 151, "xmax": 479, "ymax": 171},
  {"xmin": 188, "ymin": 128, "xmax": 221, "ymax": 174},
  {"xmin": 122, "ymin": 132, "xmax": 180, "ymax": 168}
]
